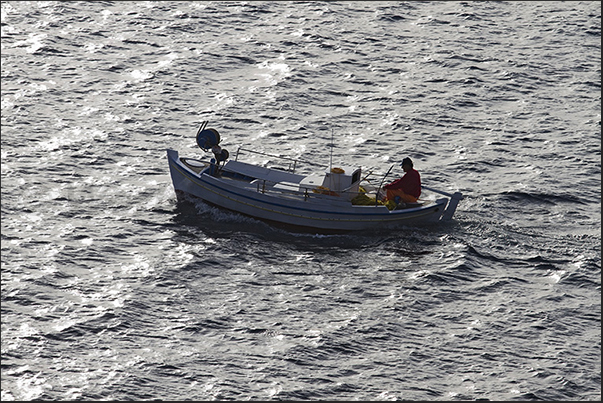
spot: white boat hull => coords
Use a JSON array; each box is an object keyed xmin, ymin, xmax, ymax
[{"xmin": 167, "ymin": 149, "xmax": 456, "ymax": 232}]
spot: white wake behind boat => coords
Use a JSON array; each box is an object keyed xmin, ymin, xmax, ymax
[{"xmin": 167, "ymin": 123, "xmax": 463, "ymax": 232}]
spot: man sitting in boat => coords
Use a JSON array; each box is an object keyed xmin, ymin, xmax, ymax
[{"xmin": 383, "ymin": 157, "xmax": 421, "ymax": 203}]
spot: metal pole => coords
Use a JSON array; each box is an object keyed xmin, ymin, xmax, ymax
[{"xmin": 375, "ymin": 164, "xmax": 395, "ymax": 206}]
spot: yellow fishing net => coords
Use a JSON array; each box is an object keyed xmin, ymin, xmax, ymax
[{"xmin": 351, "ymin": 188, "xmax": 397, "ymax": 210}]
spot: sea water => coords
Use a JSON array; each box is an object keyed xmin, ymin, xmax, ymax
[{"xmin": 1, "ymin": 1, "xmax": 600, "ymax": 400}]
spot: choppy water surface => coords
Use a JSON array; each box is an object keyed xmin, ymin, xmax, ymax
[{"xmin": 1, "ymin": 1, "xmax": 600, "ymax": 401}]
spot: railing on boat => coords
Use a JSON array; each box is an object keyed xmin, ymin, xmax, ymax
[
  {"xmin": 234, "ymin": 147, "xmax": 327, "ymax": 174},
  {"xmin": 249, "ymin": 178, "xmax": 358, "ymax": 202},
  {"xmin": 228, "ymin": 149, "xmax": 389, "ymax": 204}
]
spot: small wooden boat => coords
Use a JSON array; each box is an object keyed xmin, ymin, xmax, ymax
[{"xmin": 167, "ymin": 123, "xmax": 463, "ymax": 232}]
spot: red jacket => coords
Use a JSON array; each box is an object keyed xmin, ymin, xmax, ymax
[{"xmin": 383, "ymin": 169, "xmax": 421, "ymax": 198}]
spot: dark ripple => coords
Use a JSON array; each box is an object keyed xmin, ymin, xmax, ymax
[{"xmin": 500, "ymin": 191, "xmax": 589, "ymax": 205}]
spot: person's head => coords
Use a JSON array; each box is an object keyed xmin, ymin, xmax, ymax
[{"xmin": 401, "ymin": 157, "xmax": 413, "ymax": 172}]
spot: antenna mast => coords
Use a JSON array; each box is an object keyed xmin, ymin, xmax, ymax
[{"xmin": 329, "ymin": 128, "xmax": 334, "ymax": 171}]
